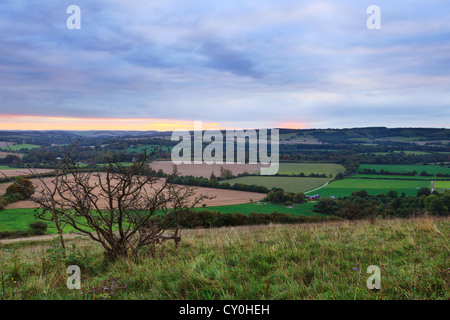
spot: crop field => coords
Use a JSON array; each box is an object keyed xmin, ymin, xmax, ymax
[
  {"xmin": 434, "ymin": 181, "xmax": 450, "ymax": 189},
  {"xmin": 306, "ymin": 178, "xmax": 431, "ymax": 198},
  {"xmin": 0, "ymin": 168, "xmax": 54, "ymax": 178},
  {"xmin": 276, "ymin": 163, "xmax": 345, "ymax": 176},
  {"xmin": 0, "ymin": 175, "xmax": 266, "ymax": 209},
  {"xmin": 148, "ymin": 160, "xmax": 265, "ymax": 178},
  {"xmin": 224, "ymin": 176, "xmax": 330, "ymax": 193}
]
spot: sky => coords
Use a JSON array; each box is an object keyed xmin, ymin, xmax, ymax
[{"xmin": 0, "ymin": 0, "xmax": 449, "ymax": 131}]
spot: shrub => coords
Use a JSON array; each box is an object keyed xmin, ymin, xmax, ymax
[
  {"xmin": 6, "ymin": 177, "xmax": 35, "ymax": 199},
  {"xmin": 29, "ymin": 222, "xmax": 48, "ymax": 235}
]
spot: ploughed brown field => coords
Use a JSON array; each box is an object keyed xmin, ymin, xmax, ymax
[
  {"xmin": 0, "ymin": 174, "xmax": 265, "ymax": 209},
  {"xmin": 0, "ymin": 168, "xmax": 54, "ymax": 178},
  {"xmin": 148, "ymin": 161, "xmax": 266, "ymax": 177}
]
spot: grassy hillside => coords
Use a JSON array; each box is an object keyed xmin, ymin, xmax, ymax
[{"xmin": 0, "ymin": 216, "xmax": 448, "ymax": 300}]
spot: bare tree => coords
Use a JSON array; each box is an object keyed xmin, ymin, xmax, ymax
[{"xmin": 2, "ymin": 141, "xmax": 207, "ymax": 260}]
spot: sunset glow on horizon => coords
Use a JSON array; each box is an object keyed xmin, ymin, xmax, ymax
[
  {"xmin": 0, "ymin": 115, "xmax": 308, "ymax": 131},
  {"xmin": 0, "ymin": 115, "xmax": 228, "ymax": 132}
]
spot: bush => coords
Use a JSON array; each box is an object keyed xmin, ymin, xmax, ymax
[
  {"xmin": 6, "ymin": 177, "xmax": 35, "ymax": 199},
  {"xmin": 417, "ymin": 187, "xmax": 431, "ymax": 197},
  {"xmin": 0, "ymin": 230, "xmax": 32, "ymax": 239},
  {"xmin": 29, "ymin": 222, "xmax": 48, "ymax": 235},
  {"xmin": 176, "ymin": 209, "xmax": 337, "ymax": 229}
]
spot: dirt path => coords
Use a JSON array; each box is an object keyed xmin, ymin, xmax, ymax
[{"xmin": 0, "ymin": 233, "xmax": 88, "ymax": 245}]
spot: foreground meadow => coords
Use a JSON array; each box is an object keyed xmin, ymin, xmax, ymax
[{"xmin": 0, "ymin": 216, "xmax": 448, "ymax": 300}]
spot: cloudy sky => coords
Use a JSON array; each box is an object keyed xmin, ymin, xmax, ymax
[{"xmin": 0, "ymin": 0, "xmax": 449, "ymax": 130}]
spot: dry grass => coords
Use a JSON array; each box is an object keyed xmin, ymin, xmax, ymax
[{"xmin": 1, "ymin": 216, "xmax": 448, "ymax": 300}]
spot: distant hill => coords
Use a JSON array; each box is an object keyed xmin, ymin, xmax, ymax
[
  {"xmin": 277, "ymin": 127, "xmax": 450, "ymax": 144},
  {"xmin": 0, "ymin": 127, "xmax": 449, "ymax": 147}
]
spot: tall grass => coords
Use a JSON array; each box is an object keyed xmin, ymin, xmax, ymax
[{"xmin": 0, "ymin": 216, "xmax": 448, "ymax": 300}]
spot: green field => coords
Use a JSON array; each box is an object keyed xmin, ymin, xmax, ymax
[
  {"xmin": 0, "ymin": 202, "xmax": 323, "ymax": 234},
  {"xmin": 196, "ymin": 201, "xmax": 324, "ymax": 217},
  {"xmin": 357, "ymin": 164, "xmax": 450, "ymax": 176},
  {"xmin": 435, "ymin": 181, "xmax": 450, "ymax": 189},
  {"xmin": 0, "ymin": 144, "xmax": 40, "ymax": 151},
  {"xmin": 353, "ymin": 174, "xmax": 436, "ymax": 180},
  {"xmin": 306, "ymin": 178, "xmax": 432, "ymax": 198},
  {"xmin": 276, "ymin": 163, "xmax": 345, "ymax": 176},
  {"xmin": 0, "ymin": 208, "xmax": 79, "ymax": 234},
  {"xmin": 224, "ymin": 176, "xmax": 330, "ymax": 193},
  {"xmin": 0, "ymin": 165, "xmax": 19, "ymax": 170}
]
